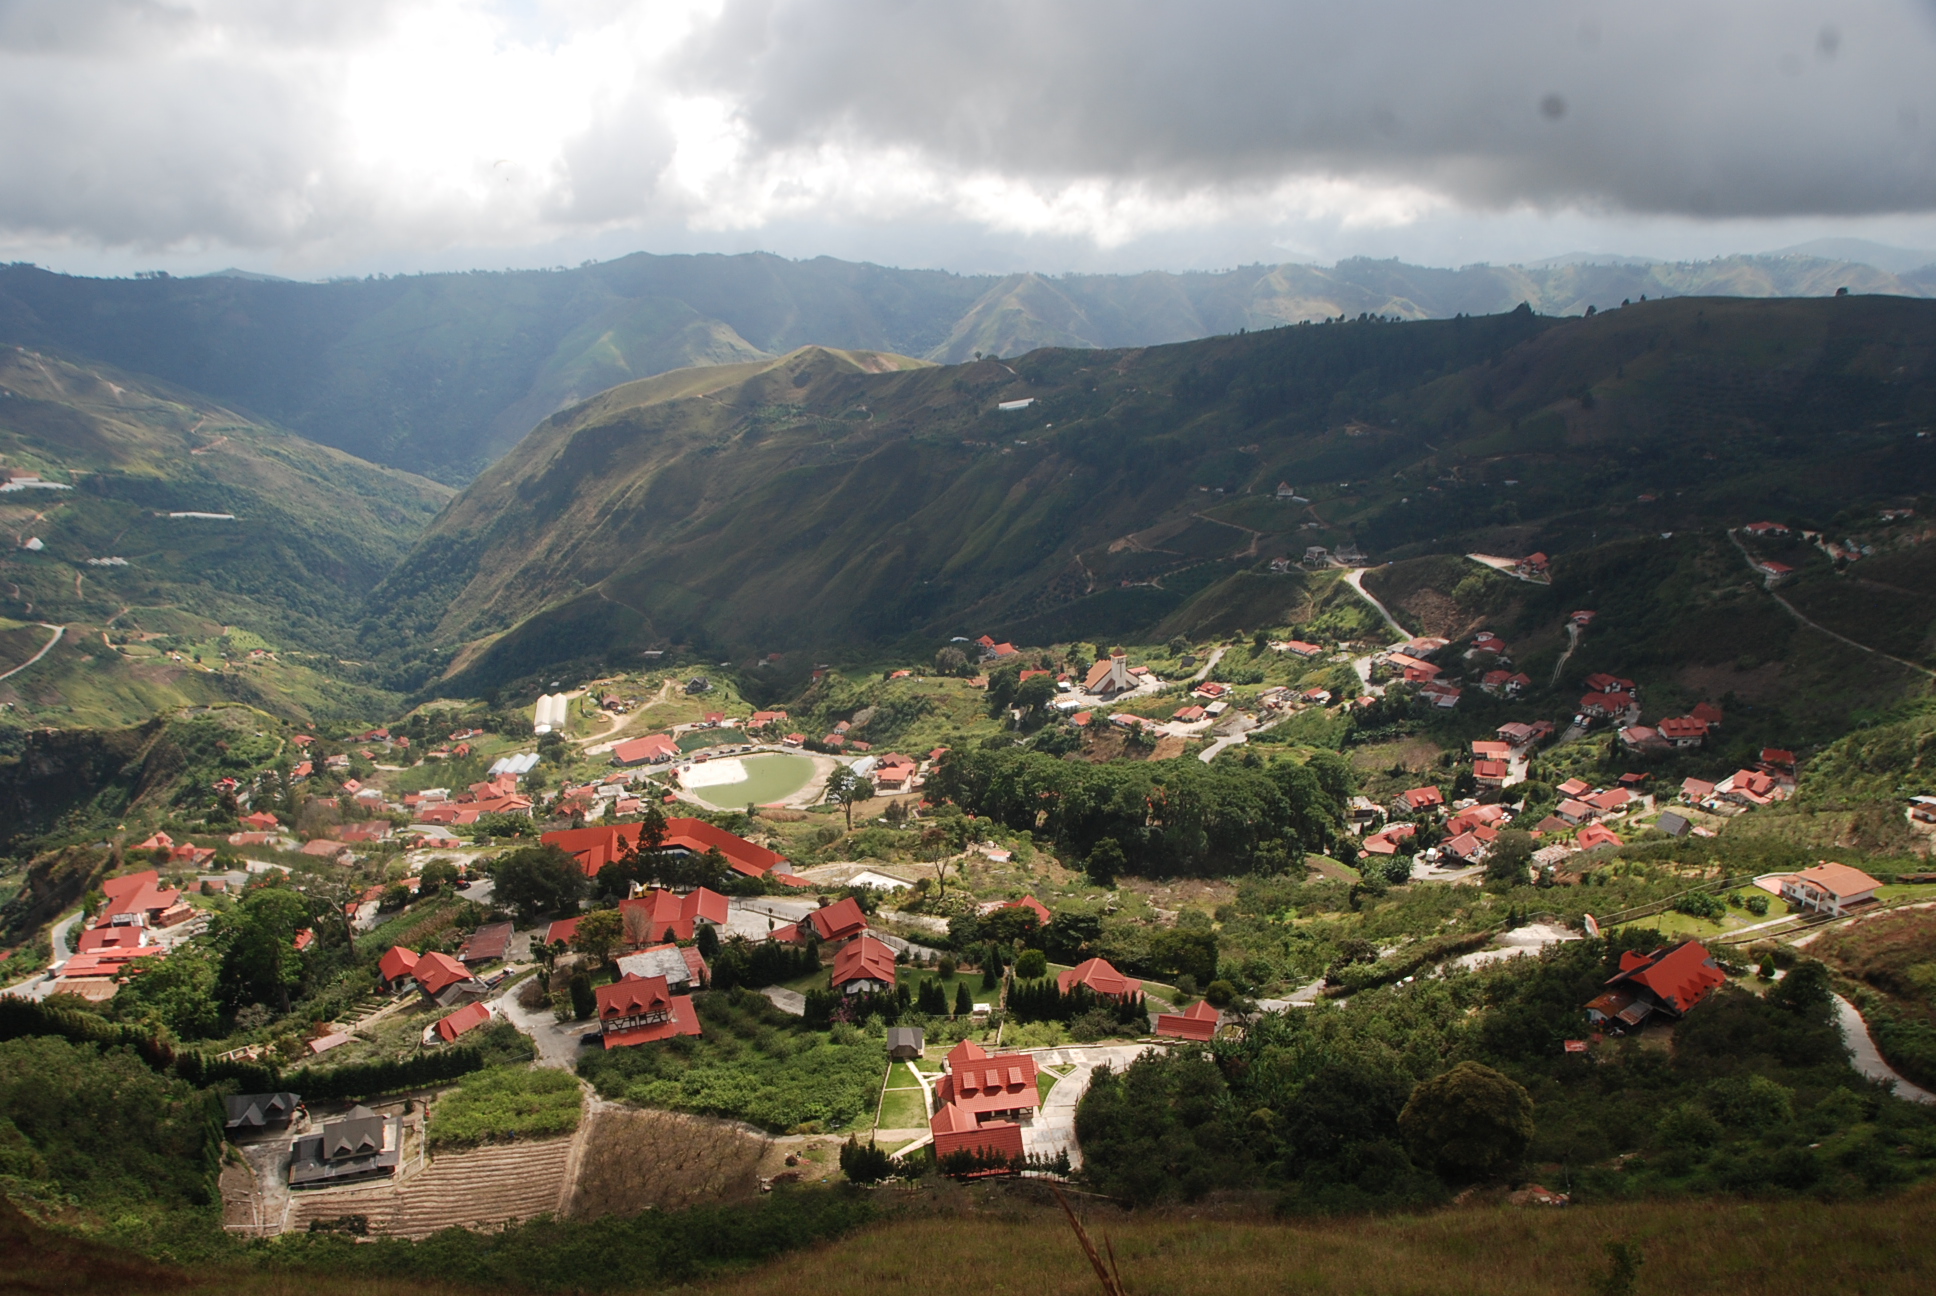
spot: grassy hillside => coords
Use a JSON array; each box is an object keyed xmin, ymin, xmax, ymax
[
  {"xmin": 0, "ymin": 347, "xmax": 449, "ymax": 724},
  {"xmin": 367, "ymin": 296, "xmax": 1936, "ymax": 694},
  {"xmin": 6, "ymin": 1183, "xmax": 1933, "ymax": 1295},
  {"xmin": 2, "ymin": 252, "xmax": 1927, "ymax": 480}
]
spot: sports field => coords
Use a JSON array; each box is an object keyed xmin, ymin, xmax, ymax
[{"xmin": 682, "ymin": 752, "xmax": 819, "ymax": 808}]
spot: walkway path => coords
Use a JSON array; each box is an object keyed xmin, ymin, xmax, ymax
[
  {"xmin": 0, "ymin": 623, "xmax": 63, "ymax": 682},
  {"xmin": 1727, "ymin": 529, "xmax": 1936, "ymax": 680},
  {"xmin": 1833, "ymin": 994, "xmax": 1935, "ymax": 1104}
]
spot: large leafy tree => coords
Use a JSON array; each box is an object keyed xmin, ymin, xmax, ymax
[
  {"xmin": 218, "ymin": 887, "xmax": 311, "ymax": 1014},
  {"xmin": 492, "ymin": 843, "xmax": 589, "ymax": 923},
  {"xmin": 1397, "ymin": 1061, "xmax": 1535, "ymax": 1181}
]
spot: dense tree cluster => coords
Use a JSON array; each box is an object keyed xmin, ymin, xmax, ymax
[
  {"xmin": 1076, "ymin": 937, "xmax": 1936, "ymax": 1210},
  {"xmin": 926, "ymin": 747, "xmax": 1355, "ymax": 878}
]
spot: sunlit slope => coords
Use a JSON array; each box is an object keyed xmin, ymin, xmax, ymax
[{"xmin": 0, "ymin": 347, "xmax": 449, "ymax": 722}]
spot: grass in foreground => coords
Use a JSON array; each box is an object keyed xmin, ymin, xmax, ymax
[{"xmin": 9, "ymin": 1183, "xmax": 1935, "ymax": 1295}]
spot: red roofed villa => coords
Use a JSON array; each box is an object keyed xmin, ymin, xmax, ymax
[
  {"xmin": 596, "ymin": 973, "xmax": 702, "ymax": 1047},
  {"xmin": 1058, "ymin": 957, "xmax": 1142, "ymax": 1000},
  {"xmin": 832, "ymin": 936, "xmax": 899, "ymax": 993},
  {"xmin": 1155, "ymin": 999, "xmax": 1222, "ymax": 1042}
]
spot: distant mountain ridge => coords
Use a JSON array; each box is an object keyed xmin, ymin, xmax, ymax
[
  {"xmin": 2, "ymin": 250, "xmax": 1932, "ymax": 482},
  {"xmin": 361, "ymin": 295, "xmax": 1936, "ymax": 695}
]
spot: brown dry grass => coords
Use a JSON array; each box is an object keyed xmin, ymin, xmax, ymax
[
  {"xmin": 568, "ymin": 1107, "xmax": 768, "ymax": 1219},
  {"xmin": 701, "ymin": 1184, "xmax": 1936, "ymax": 1296},
  {"xmin": 10, "ymin": 1182, "xmax": 1936, "ymax": 1295}
]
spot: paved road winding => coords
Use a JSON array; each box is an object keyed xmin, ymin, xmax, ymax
[{"xmin": 1341, "ymin": 568, "xmax": 1408, "ymax": 638}]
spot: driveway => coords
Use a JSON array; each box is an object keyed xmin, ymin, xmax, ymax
[
  {"xmin": 1018, "ymin": 1043, "xmax": 1155, "ymax": 1168},
  {"xmin": 495, "ymin": 975, "xmax": 601, "ymax": 1068}
]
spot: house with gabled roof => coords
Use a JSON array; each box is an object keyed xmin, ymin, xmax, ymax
[
  {"xmin": 435, "ymin": 1001, "xmax": 493, "ymax": 1043},
  {"xmin": 618, "ymin": 887, "xmax": 731, "ymax": 946},
  {"xmin": 935, "ymin": 1038, "xmax": 1040, "ymax": 1122},
  {"xmin": 1082, "ymin": 654, "xmax": 1134, "ymax": 697},
  {"xmin": 1155, "ymin": 999, "xmax": 1222, "ymax": 1042},
  {"xmin": 596, "ymin": 973, "xmax": 702, "ymax": 1047},
  {"xmin": 1391, "ymin": 785, "xmax": 1445, "ymax": 816},
  {"xmin": 1585, "ymin": 940, "xmax": 1726, "ymax": 1028},
  {"xmin": 377, "ymin": 946, "xmax": 419, "ymax": 988},
  {"xmin": 412, "ymin": 951, "xmax": 475, "ymax": 1002},
  {"xmin": 617, "ymin": 942, "xmax": 709, "ymax": 992},
  {"xmin": 611, "ymin": 734, "xmax": 679, "ymax": 766},
  {"xmin": 832, "ymin": 936, "xmax": 899, "ymax": 993}
]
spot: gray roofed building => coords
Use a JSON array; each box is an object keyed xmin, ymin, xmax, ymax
[
  {"xmin": 886, "ymin": 1026, "xmax": 924, "ymax": 1060},
  {"xmin": 1655, "ymin": 810, "xmax": 1692, "ymax": 838},
  {"xmin": 288, "ymin": 1105, "xmax": 401, "ymax": 1188},
  {"xmin": 223, "ymin": 1091, "xmax": 302, "ymax": 1132}
]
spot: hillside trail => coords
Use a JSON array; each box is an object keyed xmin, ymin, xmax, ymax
[
  {"xmin": 1727, "ymin": 529, "xmax": 1936, "ymax": 682},
  {"xmin": 0, "ymin": 623, "xmax": 63, "ymax": 682},
  {"xmin": 1550, "ymin": 620, "xmax": 1580, "ymax": 687}
]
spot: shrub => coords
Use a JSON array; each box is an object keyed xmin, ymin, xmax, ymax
[
  {"xmin": 838, "ymin": 1136, "xmax": 895, "ymax": 1183},
  {"xmin": 1397, "ymin": 1061, "xmax": 1534, "ymax": 1181},
  {"xmin": 1014, "ymin": 949, "xmax": 1048, "ymax": 980}
]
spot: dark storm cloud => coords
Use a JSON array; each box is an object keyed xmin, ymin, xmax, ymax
[{"xmin": 689, "ymin": 0, "xmax": 1936, "ymax": 218}]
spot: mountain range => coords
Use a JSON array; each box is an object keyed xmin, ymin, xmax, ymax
[
  {"xmin": 361, "ymin": 294, "xmax": 1936, "ymax": 695},
  {"xmin": 3, "ymin": 249, "xmax": 1932, "ymax": 482}
]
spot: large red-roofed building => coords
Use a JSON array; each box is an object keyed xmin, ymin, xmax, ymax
[{"xmin": 543, "ymin": 819, "xmax": 787, "ymax": 879}]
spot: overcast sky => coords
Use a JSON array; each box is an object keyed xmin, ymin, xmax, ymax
[{"xmin": 3, "ymin": 0, "xmax": 1935, "ymax": 279}]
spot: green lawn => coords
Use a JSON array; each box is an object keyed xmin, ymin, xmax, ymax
[
  {"xmin": 1037, "ymin": 1073, "xmax": 1058, "ymax": 1103},
  {"xmin": 677, "ymin": 727, "xmax": 748, "ymax": 754},
  {"xmin": 875, "ymin": 1084, "xmax": 929, "ymax": 1129},
  {"xmin": 685, "ymin": 752, "xmax": 817, "ymax": 808}
]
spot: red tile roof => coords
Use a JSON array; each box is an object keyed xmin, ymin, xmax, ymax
[
  {"xmin": 1789, "ymin": 862, "xmax": 1880, "ymax": 899},
  {"xmin": 1058, "ymin": 957, "xmax": 1142, "ymax": 999},
  {"xmin": 809, "ymin": 896, "xmax": 870, "ymax": 942},
  {"xmin": 413, "ymin": 951, "xmax": 472, "ymax": 995},
  {"xmin": 1155, "ymin": 999, "xmax": 1221, "ymax": 1041},
  {"xmin": 595, "ymin": 973, "xmax": 703, "ymax": 1047},
  {"xmin": 936, "ymin": 1039, "xmax": 1040, "ymax": 1118},
  {"xmin": 618, "ymin": 887, "xmax": 730, "ymax": 944},
  {"xmin": 378, "ymin": 946, "xmax": 419, "ymax": 983},
  {"xmin": 435, "ymin": 1002, "xmax": 491, "ymax": 1042},
  {"xmin": 612, "ymin": 734, "xmax": 679, "ymax": 765},
  {"xmin": 832, "ymin": 935, "xmax": 898, "ymax": 988},
  {"xmin": 1395, "ymin": 786, "xmax": 1445, "ymax": 811},
  {"xmin": 543, "ymin": 819, "xmax": 787, "ymax": 878},
  {"xmin": 1606, "ymin": 940, "xmax": 1726, "ymax": 1015}
]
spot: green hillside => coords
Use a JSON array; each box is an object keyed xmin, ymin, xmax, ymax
[
  {"xmin": 365, "ymin": 295, "xmax": 1936, "ymax": 694},
  {"xmin": 0, "ymin": 347, "xmax": 450, "ymax": 726},
  {"xmin": 2, "ymin": 252, "xmax": 1928, "ymax": 481}
]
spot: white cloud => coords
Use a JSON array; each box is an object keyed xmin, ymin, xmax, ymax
[{"xmin": 0, "ymin": 0, "xmax": 1931, "ymax": 273}]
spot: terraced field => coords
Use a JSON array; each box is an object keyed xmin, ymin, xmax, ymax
[{"xmin": 287, "ymin": 1134, "xmax": 575, "ymax": 1239}]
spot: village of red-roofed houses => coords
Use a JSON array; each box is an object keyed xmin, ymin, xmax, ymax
[{"xmin": 7, "ymin": 526, "xmax": 1936, "ymax": 1248}]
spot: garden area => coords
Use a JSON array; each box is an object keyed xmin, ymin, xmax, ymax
[
  {"xmin": 427, "ymin": 1066, "xmax": 584, "ymax": 1149},
  {"xmin": 576, "ymin": 989, "xmax": 889, "ymax": 1133}
]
